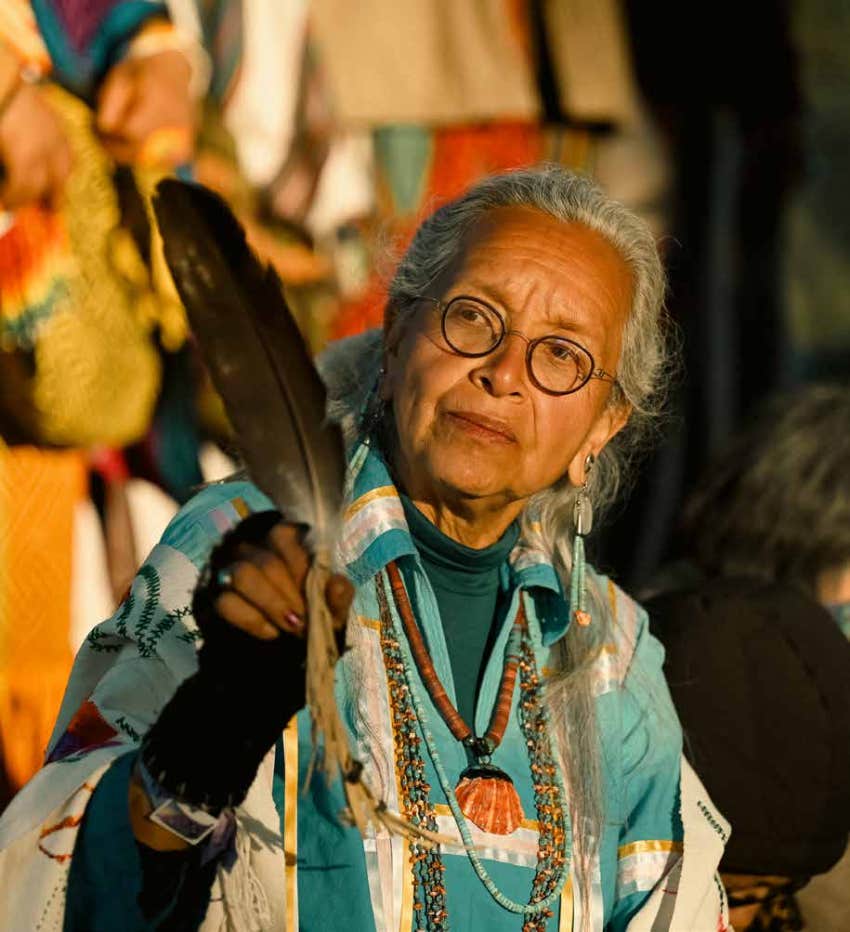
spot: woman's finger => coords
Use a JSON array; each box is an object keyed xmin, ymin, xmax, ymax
[
  {"xmin": 229, "ymin": 559, "xmax": 301, "ymax": 627},
  {"xmin": 268, "ymin": 523, "xmax": 310, "ymax": 590},
  {"xmin": 235, "ymin": 541, "xmax": 306, "ymax": 617},
  {"xmin": 214, "ymin": 591, "xmax": 280, "ymax": 640},
  {"xmin": 97, "ymin": 67, "xmax": 136, "ymax": 134}
]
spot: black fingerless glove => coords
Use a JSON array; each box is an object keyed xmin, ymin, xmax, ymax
[{"xmin": 141, "ymin": 511, "xmax": 307, "ymax": 813}]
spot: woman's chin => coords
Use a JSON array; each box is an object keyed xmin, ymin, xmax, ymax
[{"xmin": 432, "ymin": 463, "xmax": 516, "ymax": 502}]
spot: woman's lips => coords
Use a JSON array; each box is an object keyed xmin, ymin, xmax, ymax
[{"xmin": 444, "ymin": 411, "xmax": 517, "ymax": 443}]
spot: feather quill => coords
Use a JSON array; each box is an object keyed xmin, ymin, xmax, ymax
[{"xmin": 152, "ymin": 180, "xmax": 445, "ymax": 845}]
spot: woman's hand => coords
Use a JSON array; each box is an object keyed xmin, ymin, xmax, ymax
[
  {"xmin": 96, "ymin": 49, "xmax": 195, "ymax": 167},
  {"xmin": 134, "ymin": 511, "xmax": 354, "ymax": 851},
  {"xmin": 214, "ymin": 521, "xmax": 354, "ymax": 642},
  {"xmin": 0, "ymin": 82, "xmax": 72, "ymax": 209}
]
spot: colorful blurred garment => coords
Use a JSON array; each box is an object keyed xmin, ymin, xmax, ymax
[
  {"xmin": 0, "ymin": 0, "xmax": 185, "ymax": 803},
  {"xmin": 331, "ymin": 122, "xmax": 592, "ymax": 341},
  {"xmin": 0, "ymin": 446, "xmax": 86, "ymax": 802}
]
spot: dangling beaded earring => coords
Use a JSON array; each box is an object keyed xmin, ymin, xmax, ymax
[{"xmin": 570, "ymin": 453, "xmax": 594, "ymax": 627}]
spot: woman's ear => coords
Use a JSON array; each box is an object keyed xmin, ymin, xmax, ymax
[{"xmin": 566, "ymin": 400, "xmax": 632, "ymax": 487}]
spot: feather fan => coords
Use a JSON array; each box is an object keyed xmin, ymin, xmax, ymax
[{"xmin": 152, "ymin": 179, "xmax": 443, "ymax": 844}]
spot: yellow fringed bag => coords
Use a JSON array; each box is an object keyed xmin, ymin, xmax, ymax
[{"xmin": 0, "ymin": 83, "xmax": 187, "ymax": 447}]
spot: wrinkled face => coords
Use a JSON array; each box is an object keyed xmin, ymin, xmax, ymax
[{"xmin": 384, "ymin": 206, "xmax": 634, "ymax": 512}]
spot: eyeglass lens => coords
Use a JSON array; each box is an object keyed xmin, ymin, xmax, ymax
[{"xmin": 441, "ymin": 297, "xmax": 593, "ymax": 394}]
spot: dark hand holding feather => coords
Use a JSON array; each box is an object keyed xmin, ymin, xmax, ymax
[{"xmin": 137, "ymin": 511, "xmax": 354, "ymax": 849}]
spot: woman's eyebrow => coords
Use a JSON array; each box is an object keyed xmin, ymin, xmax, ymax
[
  {"xmin": 540, "ymin": 309, "xmax": 598, "ymax": 342},
  {"xmin": 452, "ymin": 282, "xmax": 596, "ymax": 338},
  {"xmin": 541, "ymin": 310, "xmax": 586, "ymax": 333}
]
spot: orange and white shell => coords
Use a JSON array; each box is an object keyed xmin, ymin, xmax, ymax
[{"xmin": 455, "ymin": 774, "xmax": 525, "ymax": 835}]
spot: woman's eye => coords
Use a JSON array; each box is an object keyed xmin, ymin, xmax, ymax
[
  {"xmin": 548, "ymin": 342, "xmax": 577, "ymax": 363},
  {"xmin": 457, "ymin": 306, "xmax": 484, "ymax": 324}
]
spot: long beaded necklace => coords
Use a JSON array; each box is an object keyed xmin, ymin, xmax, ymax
[
  {"xmin": 387, "ymin": 560, "xmax": 525, "ymax": 835},
  {"xmin": 377, "ymin": 562, "xmax": 572, "ymax": 931}
]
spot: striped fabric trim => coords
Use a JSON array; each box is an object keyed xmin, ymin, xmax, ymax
[
  {"xmin": 345, "ymin": 485, "xmax": 397, "ymax": 521},
  {"xmin": 347, "ymin": 610, "xmax": 408, "ymax": 930},
  {"xmin": 283, "ymin": 720, "xmax": 299, "ymax": 931},
  {"xmin": 337, "ymin": 493, "xmax": 408, "ymax": 571},
  {"xmin": 398, "ymin": 838, "xmax": 414, "ymax": 932},
  {"xmin": 336, "ymin": 447, "xmax": 565, "ymax": 595},
  {"xmin": 559, "ymin": 874, "xmax": 574, "ymax": 932},
  {"xmin": 618, "ymin": 839, "xmax": 684, "ymax": 859},
  {"xmin": 616, "ymin": 840, "xmax": 683, "ymax": 900},
  {"xmin": 431, "ymin": 807, "xmax": 543, "ymax": 870},
  {"xmin": 590, "ymin": 579, "xmax": 642, "ymax": 697},
  {"xmin": 510, "ymin": 542, "xmax": 551, "ymax": 573},
  {"xmin": 207, "ymin": 496, "xmax": 251, "ymax": 535}
]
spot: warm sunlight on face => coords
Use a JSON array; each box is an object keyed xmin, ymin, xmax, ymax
[{"xmin": 385, "ymin": 206, "xmax": 634, "ymax": 516}]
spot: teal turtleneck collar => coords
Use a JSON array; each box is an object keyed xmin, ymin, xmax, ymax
[{"xmin": 399, "ymin": 494, "xmax": 520, "ymax": 726}]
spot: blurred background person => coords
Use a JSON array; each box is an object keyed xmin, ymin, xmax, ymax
[
  {"xmin": 0, "ymin": 0, "xmax": 203, "ymax": 806},
  {"xmin": 647, "ymin": 581, "xmax": 850, "ymax": 931},
  {"xmin": 601, "ymin": 1, "xmax": 850, "ymax": 592},
  {"xmin": 644, "ymin": 383, "xmax": 850, "ymax": 928},
  {"xmin": 214, "ymin": 0, "xmax": 671, "ymax": 347},
  {"xmin": 649, "ymin": 384, "xmax": 850, "ymax": 614}
]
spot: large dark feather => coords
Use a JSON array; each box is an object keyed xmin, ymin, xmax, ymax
[
  {"xmin": 152, "ymin": 179, "xmax": 345, "ymax": 548},
  {"xmin": 151, "ymin": 180, "xmax": 446, "ymax": 844}
]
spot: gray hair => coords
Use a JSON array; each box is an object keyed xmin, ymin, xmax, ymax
[
  {"xmin": 683, "ymin": 383, "xmax": 850, "ymax": 592},
  {"xmin": 320, "ymin": 166, "xmax": 672, "ymax": 921}
]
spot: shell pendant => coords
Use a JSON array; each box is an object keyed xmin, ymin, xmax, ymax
[{"xmin": 455, "ymin": 763, "xmax": 525, "ymax": 835}]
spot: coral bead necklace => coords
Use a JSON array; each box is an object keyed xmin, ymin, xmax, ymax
[{"xmin": 386, "ymin": 560, "xmax": 525, "ymax": 835}]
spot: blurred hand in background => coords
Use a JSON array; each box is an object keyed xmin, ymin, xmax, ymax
[
  {"xmin": 0, "ymin": 80, "xmax": 72, "ymax": 209},
  {"xmin": 97, "ymin": 49, "xmax": 195, "ymax": 168}
]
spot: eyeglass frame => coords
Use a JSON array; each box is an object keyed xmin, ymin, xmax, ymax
[{"xmin": 409, "ymin": 294, "xmax": 620, "ymax": 397}]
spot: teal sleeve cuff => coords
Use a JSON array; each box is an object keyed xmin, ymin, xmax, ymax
[
  {"xmin": 64, "ymin": 750, "xmax": 215, "ymax": 931},
  {"xmin": 65, "ymin": 751, "xmax": 150, "ymax": 931}
]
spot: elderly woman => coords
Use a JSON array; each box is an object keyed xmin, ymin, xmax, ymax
[{"xmin": 0, "ymin": 168, "xmax": 728, "ymax": 930}]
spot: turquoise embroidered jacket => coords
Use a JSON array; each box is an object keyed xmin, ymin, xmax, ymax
[{"xmin": 62, "ymin": 440, "xmax": 684, "ymax": 930}]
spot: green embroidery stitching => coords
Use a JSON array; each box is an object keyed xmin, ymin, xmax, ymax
[
  {"xmin": 177, "ymin": 629, "xmax": 202, "ymax": 644},
  {"xmin": 114, "ymin": 715, "xmax": 141, "ymax": 741},
  {"xmin": 133, "ymin": 565, "xmax": 161, "ymax": 655},
  {"xmin": 698, "ymin": 800, "xmax": 730, "ymax": 844},
  {"xmin": 114, "ymin": 588, "xmax": 136, "ymax": 639},
  {"xmin": 86, "ymin": 627, "xmax": 122, "ymax": 653},
  {"xmin": 138, "ymin": 604, "xmax": 192, "ymax": 658}
]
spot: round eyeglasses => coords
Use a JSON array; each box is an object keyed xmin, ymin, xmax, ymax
[{"xmin": 415, "ymin": 295, "xmax": 618, "ymax": 396}]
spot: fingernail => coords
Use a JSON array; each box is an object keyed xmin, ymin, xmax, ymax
[{"xmin": 284, "ymin": 611, "xmax": 305, "ymax": 631}]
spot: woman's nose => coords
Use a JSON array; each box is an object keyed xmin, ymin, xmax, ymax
[{"xmin": 470, "ymin": 333, "xmax": 528, "ymax": 396}]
